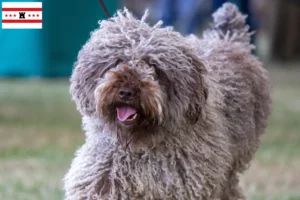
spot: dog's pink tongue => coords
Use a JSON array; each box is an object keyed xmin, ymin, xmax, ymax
[{"xmin": 117, "ymin": 107, "xmax": 137, "ymax": 121}]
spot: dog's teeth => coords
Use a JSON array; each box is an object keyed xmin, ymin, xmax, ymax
[
  {"xmin": 126, "ymin": 114, "xmax": 137, "ymax": 122},
  {"xmin": 133, "ymin": 113, "xmax": 137, "ymax": 119}
]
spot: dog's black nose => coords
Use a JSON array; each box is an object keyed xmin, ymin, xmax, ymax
[{"xmin": 119, "ymin": 87, "xmax": 136, "ymax": 100}]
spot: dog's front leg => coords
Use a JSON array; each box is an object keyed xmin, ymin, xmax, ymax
[{"xmin": 63, "ymin": 142, "xmax": 113, "ymax": 200}]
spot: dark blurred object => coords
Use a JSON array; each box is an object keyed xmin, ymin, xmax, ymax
[
  {"xmin": 98, "ymin": 0, "xmax": 112, "ymax": 18},
  {"xmin": 272, "ymin": 0, "xmax": 300, "ymax": 61}
]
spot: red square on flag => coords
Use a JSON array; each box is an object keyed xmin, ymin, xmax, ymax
[{"xmin": 2, "ymin": 2, "xmax": 42, "ymax": 29}]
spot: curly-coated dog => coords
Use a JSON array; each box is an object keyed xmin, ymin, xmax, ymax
[{"xmin": 64, "ymin": 3, "xmax": 271, "ymax": 200}]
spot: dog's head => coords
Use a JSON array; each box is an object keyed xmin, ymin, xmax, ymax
[
  {"xmin": 94, "ymin": 63, "xmax": 165, "ymax": 128},
  {"xmin": 70, "ymin": 10, "xmax": 208, "ymax": 143}
]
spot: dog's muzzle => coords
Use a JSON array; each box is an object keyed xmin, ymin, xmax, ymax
[{"xmin": 116, "ymin": 86, "xmax": 141, "ymax": 126}]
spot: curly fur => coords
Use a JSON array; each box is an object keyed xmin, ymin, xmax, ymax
[{"xmin": 64, "ymin": 3, "xmax": 271, "ymax": 200}]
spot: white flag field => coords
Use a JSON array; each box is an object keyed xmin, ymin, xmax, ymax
[{"xmin": 2, "ymin": 2, "xmax": 42, "ymax": 29}]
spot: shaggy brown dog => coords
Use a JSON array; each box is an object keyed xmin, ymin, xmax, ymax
[{"xmin": 64, "ymin": 3, "xmax": 271, "ymax": 200}]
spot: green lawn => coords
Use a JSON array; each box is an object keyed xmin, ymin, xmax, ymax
[{"xmin": 0, "ymin": 67, "xmax": 300, "ymax": 200}]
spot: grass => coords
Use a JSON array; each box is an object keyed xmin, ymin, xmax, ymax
[
  {"xmin": 0, "ymin": 67, "xmax": 300, "ymax": 199},
  {"xmin": 0, "ymin": 81, "xmax": 83, "ymax": 200}
]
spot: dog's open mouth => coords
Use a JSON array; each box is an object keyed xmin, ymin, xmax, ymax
[{"xmin": 116, "ymin": 106, "xmax": 139, "ymax": 126}]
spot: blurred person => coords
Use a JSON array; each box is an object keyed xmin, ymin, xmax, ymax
[
  {"xmin": 158, "ymin": 0, "xmax": 257, "ymax": 39},
  {"xmin": 158, "ymin": 0, "xmax": 203, "ymax": 34}
]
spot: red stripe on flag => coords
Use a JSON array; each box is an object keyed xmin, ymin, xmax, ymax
[
  {"xmin": 2, "ymin": 8, "xmax": 42, "ymax": 11},
  {"xmin": 2, "ymin": 20, "xmax": 42, "ymax": 23}
]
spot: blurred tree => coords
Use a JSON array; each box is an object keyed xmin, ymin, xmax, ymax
[{"xmin": 272, "ymin": 0, "xmax": 300, "ymax": 61}]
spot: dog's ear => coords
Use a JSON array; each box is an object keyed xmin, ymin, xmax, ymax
[
  {"xmin": 185, "ymin": 57, "xmax": 208, "ymax": 124},
  {"xmin": 70, "ymin": 57, "xmax": 119, "ymax": 116}
]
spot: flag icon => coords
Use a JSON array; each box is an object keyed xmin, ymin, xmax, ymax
[{"xmin": 2, "ymin": 2, "xmax": 42, "ymax": 29}]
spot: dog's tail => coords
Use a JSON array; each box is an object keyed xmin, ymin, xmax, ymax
[{"xmin": 203, "ymin": 3, "xmax": 253, "ymax": 49}]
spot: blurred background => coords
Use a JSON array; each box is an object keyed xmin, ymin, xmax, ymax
[{"xmin": 0, "ymin": 0, "xmax": 299, "ymax": 199}]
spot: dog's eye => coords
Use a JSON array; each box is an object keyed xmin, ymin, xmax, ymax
[
  {"xmin": 155, "ymin": 67, "xmax": 163, "ymax": 77},
  {"xmin": 152, "ymin": 65, "xmax": 171, "ymax": 85},
  {"xmin": 153, "ymin": 65, "xmax": 165, "ymax": 79}
]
